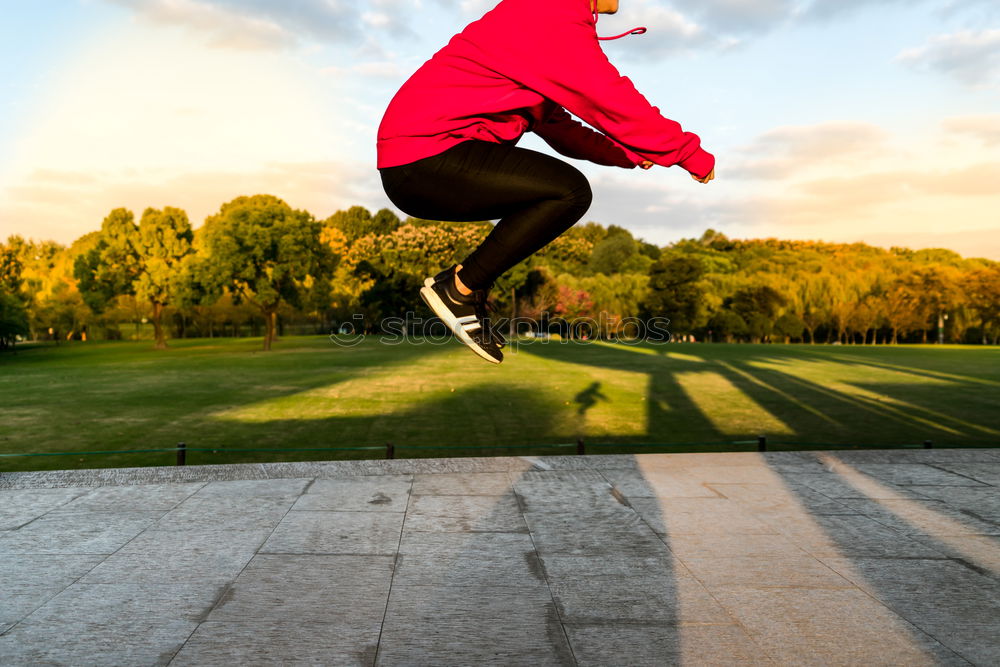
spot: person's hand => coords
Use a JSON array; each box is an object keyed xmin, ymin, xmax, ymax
[
  {"xmin": 639, "ymin": 160, "xmax": 653, "ymax": 170},
  {"xmin": 692, "ymin": 168, "xmax": 715, "ymax": 184}
]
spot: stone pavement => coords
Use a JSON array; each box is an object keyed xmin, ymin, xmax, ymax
[{"xmin": 2, "ymin": 448, "xmax": 999, "ymax": 666}]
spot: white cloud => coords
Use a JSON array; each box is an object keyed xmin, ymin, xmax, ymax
[
  {"xmin": 803, "ymin": 0, "xmax": 911, "ymax": 22},
  {"xmin": 938, "ymin": 0, "xmax": 1000, "ymax": 20},
  {"xmin": 668, "ymin": 0, "xmax": 796, "ymax": 35},
  {"xmin": 728, "ymin": 122, "xmax": 889, "ymax": 180},
  {"xmin": 107, "ymin": 0, "xmax": 425, "ymax": 49},
  {"xmin": 942, "ymin": 114, "xmax": 1000, "ymax": 146},
  {"xmin": 896, "ymin": 29, "xmax": 1000, "ymax": 88}
]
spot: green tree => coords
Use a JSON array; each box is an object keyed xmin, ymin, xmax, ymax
[
  {"xmin": 134, "ymin": 207, "xmax": 194, "ymax": 348},
  {"xmin": 965, "ymin": 266, "xmax": 1000, "ymax": 344},
  {"xmin": 0, "ymin": 292, "xmax": 30, "ymax": 349},
  {"xmin": 74, "ymin": 209, "xmax": 141, "ymax": 315},
  {"xmin": 908, "ymin": 265, "xmax": 964, "ymax": 343},
  {"xmin": 0, "ymin": 238, "xmax": 29, "ymax": 349},
  {"xmin": 730, "ymin": 286, "xmax": 784, "ymax": 324},
  {"xmin": 708, "ymin": 310, "xmax": 748, "ymax": 343},
  {"xmin": 201, "ymin": 195, "xmax": 335, "ymax": 350},
  {"xmin": 1, "ymin": 236, "xmax": 26, "ymax": 293},
  {"xmin": 641, "ymin": 255, "xmax": 705, "ymax": 334},
  {"xmin": 791, "ymin": 272, "xmax": 833, "ymax": 344},
  {"xmin": 326, "ymin": 205, "xmax": 372, "ymax": 242},
  {"xmin": 725, "ymin": 286, "xmax": 785, "ymax": 343},
  {"xmin": 774, "ymin": 312, "xmax": 806, "ymax": 343},
  {"xmin": 882, "ymin": 274, "xmax": 922, "ymax": 344},
  {"xmin": 371, "ymin": 208, "xmax": 402, "ymax": 236},
  {"xmin": 74, "ymin": 207, "xmax": 193, "ymax": 348},
  {"xmin": 589, "ymin": 234, "xmax": 637, "ymax": 275}
]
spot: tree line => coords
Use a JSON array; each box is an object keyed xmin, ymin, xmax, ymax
[{"xmin": 1, "ymin": 193, "xmax": 998, "ymax": 351}]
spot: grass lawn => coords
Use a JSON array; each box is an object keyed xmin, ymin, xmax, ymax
[{"xmin": 1, "ymin": 335, "xmax": 998, "ymax": 471}]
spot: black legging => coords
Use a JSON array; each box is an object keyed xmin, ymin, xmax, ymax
[{"xmin": 379, "ymin": 140, "xmax": 593, "ymax": 290}]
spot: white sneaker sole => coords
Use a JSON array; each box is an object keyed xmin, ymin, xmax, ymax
[{"xmin": 419, "ymin": 284, "xmax": 501, "ymax": 364}]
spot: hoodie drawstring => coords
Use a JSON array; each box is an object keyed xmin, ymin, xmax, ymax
[{"xmin": 592, "ymin": 7, "xmax": 647, "ymax": 41}]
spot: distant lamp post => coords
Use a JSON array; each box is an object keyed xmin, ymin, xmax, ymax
[{"xmin": 937, "ymin": 312, "xmax": 948, "ymax": 345}]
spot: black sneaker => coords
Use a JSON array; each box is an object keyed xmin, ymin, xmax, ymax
[
  {"xmin": 420, "ymin": 266, "xmax": 503, "ymax": 364},
  {"xmin": 423, "ymin": 270, "xmax": 507, "ymax": 349}
]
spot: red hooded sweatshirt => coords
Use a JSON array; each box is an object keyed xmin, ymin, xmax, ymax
[{"xmin": 376, "ymin": 0, "xmax": 714, "ymax": 179}]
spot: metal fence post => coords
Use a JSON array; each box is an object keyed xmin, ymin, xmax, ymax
[
  {"xmin": 923, "ymin": 440, "xmax": 933, "ymax": 449},
  {"xmin": 386, "ymin": 442, "xmax": 395, "ymax": 459},
  {"xmin": 757, "ymin": 435, "xmax": 767, "ymax": 452},
  {"xmin": 176, "ymin": 442, "xmax": 186, "ymax": 466},
  {"xmin": 576, "ymin": 438, "xmax": 585, "ymax": 456}
]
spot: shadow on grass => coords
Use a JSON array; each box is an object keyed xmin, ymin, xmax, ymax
[
  {"xmin": 513, "ymin": 340, "xmax": 1000, "ymax": 450},
  {"xmin": 4, "ymin": 337, "xmax": 998, "ymax": 472}
]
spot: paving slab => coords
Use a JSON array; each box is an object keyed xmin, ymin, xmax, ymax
[
  {"xmin": 908, "ymin": 486, "xmax": 1000, "ymax": 521},
  {"xmin": 851, "ymin": 463, "xmax": 991, "ymax": 488},
  {"xmin": 818, "ymin": 557, "xmax": 1000, "ymax": 627},
  {"xmin": 151, "ymin": 497, "xmax": 293, "ymax": 532},
  {"xmin": 0, "ymin": 581, "xmax": 224, "ymax": 665},
  {"xmin": 62, "ymin": 482, "xmax": 206, "ymax": 511},
  {"xmin": 930, "ymin": 462, "xmax": 1000, "ymax": 487},
  {"xmin": 908, "ymin": 534, "xmax": 1000, "ymax": 578},
  {"xmin": 708, "ymin": 481, "xmax": 859, "ymax": 516},
  {"xmin": 626, "ymin": 496, "xmax": 779, "ymax": 535},
  {"xmin": 679, "ymin": 555, "xmax": 856, "ymax": 590},
  {"xmin": 403, "ymin": 493, "xmax": 526, "ymax": 533},
  {"xmin": 522, "ymin": 507, "xmax": 668, "ymax": 557},
  {"xmin": 546, "ymin": 571, "xmax": 732, "ymax": 625},
  {"xmin": 410, "ymin": 471, "xmax": 513, "ymax": 496},
  {"xmin": 564, "ymin": 623, "xmax": 772, "ymax": 666},
  {"xmin": 204, "ymin": 554, "xmax": 395, "ymax": 625},
  {"xmin": 792, "ymin": 470, "xmax": 934, "ymax": 500},
  {"xmin": 1, "ymin": 448, "xmax": 998, "ymax": 666},
  {"xmin": 0, "ymin": 554, "xmax": 106, "ymax": 626},
  {"xmin": 78, "ymin": 543, "xmax": 258, "ymax": 586},
  {"xmin": 798, "ymin": 449, "xmax": 1000, "ymax": 465},
  {"xmin": 832, "ymin": 497, "xmax": 1000, "ymax": 537},
  {"xmin": 662, "ymin": 532, "xmax": 809, "ymax": 559},
  {"xmin": 708, "ymin": 587, "xmax": 967, "ymax": 666},
  {"xmin": 171, "ymin": 619, "xmax": 382, "ymax": 667},
  {"xmin": 260, "ymin": 510, "xmax": 404, "ymax": 556},
  {"xmin": 598, "ymin": 468, "xmax": 720, "ymax": 498},
  {"xmin": 291, "ymin": 475, "xmax": 412, "ymax": 512},
  {"xmin": 395, "ymin": 531, "xmax": 544, "ymax": 588},
  {"xmin": 376, "ymin": 585, "xmax": 573, "ymax": 666},
  {"xmin": 766, "ymin": 513, "xmax": 947, "ymax": 558},
  {"xmin": 0, "ymin": 487, "xmax": 93, "ymax": 529},
  {"xmin": 0, "ymin": 509, "xmax": 165, "ymax": 555}
]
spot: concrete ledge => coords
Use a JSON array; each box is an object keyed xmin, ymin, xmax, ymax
[{"xmin": 12, "ymin": 447, "xmax": 992, "ymax": 489}]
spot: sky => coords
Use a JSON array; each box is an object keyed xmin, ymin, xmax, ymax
[{"xmin": 1, "ymin": 0, "xmax": 998, "ymax": 258}]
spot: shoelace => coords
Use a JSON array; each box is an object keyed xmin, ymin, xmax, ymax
[{"xmin": 592, "ymin": 6, "xmax": 647, "ymax": 41}]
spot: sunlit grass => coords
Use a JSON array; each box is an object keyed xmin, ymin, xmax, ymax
[{"xmin": 0, "ymin": 337, "xmax": 997, "ymax": 471}]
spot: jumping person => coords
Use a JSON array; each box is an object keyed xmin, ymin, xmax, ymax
[{"xmin": 376, "ymin": 0, "xmax": 715, "ymax": 364}]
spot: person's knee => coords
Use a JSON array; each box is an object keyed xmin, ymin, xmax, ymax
[{"xmin": 562, "ymin": 170, "xmax": 593, "ymax": 215}]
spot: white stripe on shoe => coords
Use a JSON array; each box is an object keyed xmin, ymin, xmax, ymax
[{"xmin": 419, "ymin": 285, "xmax": 501, "ymax": 364}]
